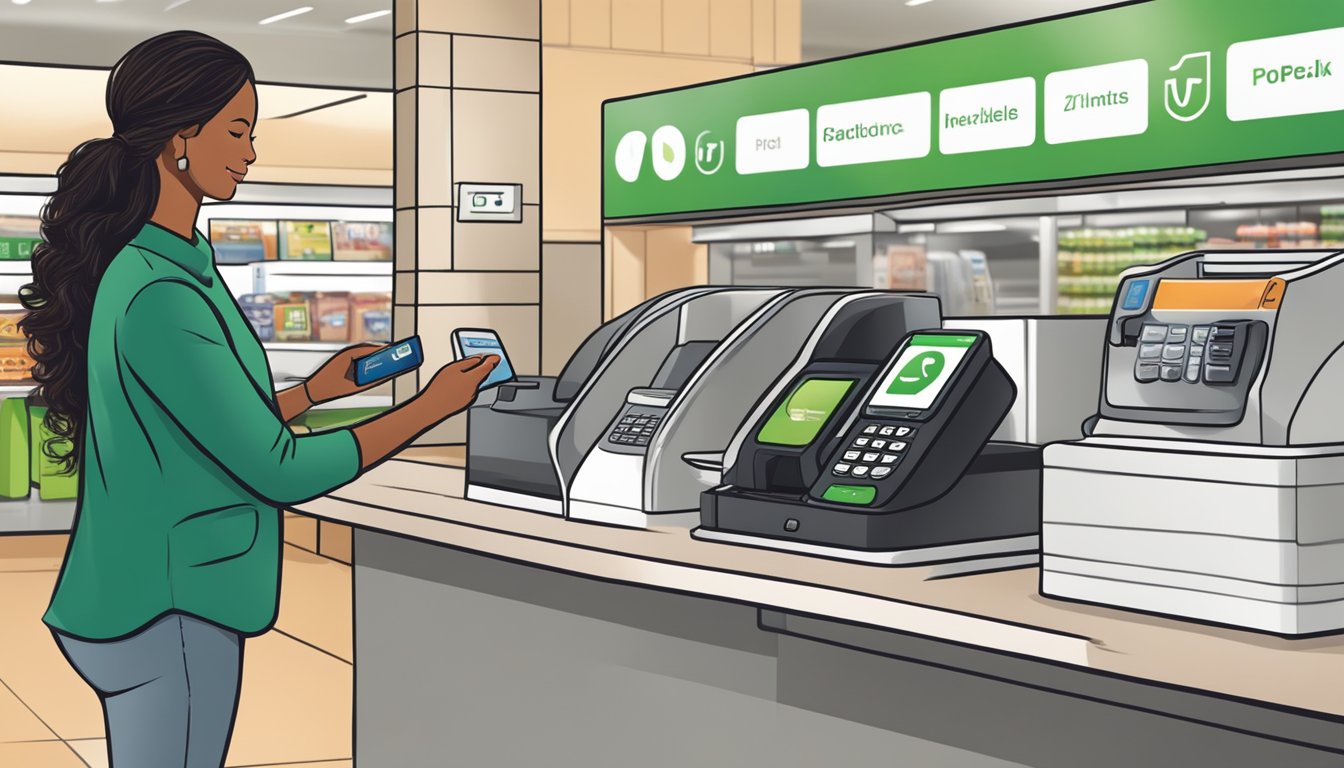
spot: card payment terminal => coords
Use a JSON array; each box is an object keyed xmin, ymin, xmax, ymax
[{"xmin": 697, "ymin": 329, "xmax": 1041, "ymax": 565}]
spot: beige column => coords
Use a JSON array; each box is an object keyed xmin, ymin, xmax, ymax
[
  {"xmin": 539, "ymin": 0, "xmax": 803, "ymax": 346},
  {"xmin": 393, "ymin": 0, "xmax": 542, "ymax": 443}
]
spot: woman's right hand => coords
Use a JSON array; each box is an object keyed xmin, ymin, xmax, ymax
[
  {"xmin": 420, "ymin": 354, "xmax": 500, "ymax": 417},
  {"xmin": 352, "ymin": 354, "xmax": 500, "ymax": 470}
]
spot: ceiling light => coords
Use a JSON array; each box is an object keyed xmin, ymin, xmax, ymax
[
  {"xmin": 937, "ymin": 222, "xmax": 1009, "ymax": 234},
  {"xmin": 346, "ymin": 9, "xmax": 391, "ymax": 24},
  {"xmin": 11, "ymin": 0, "xmax": 33, "ymax": 6},
  {"xmin": 897, "ymin": 223, "xmax": 936, "ymax": 234},
  {"xmin": 905, "ymin": 0, "xmax": 936, "ymax": 5},
  {"xmin": 259, "ymin": 6, "xmax": 313, "ymax": 25}
]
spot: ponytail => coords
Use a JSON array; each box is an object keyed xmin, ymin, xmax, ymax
[
  {"xmin": 19, "ymin": 137, "xmax": 158, "ymax": 473},
  {"xmin": 17, "ymin": 31, "xmax": 254, "ymax": 473}
]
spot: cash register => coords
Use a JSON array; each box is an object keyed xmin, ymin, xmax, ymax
[
  {"xmin": 695, "ymin": 329, "xmax": 1042, "ymax": 567},
  {"xmin": 1042, "ymin": 249, "xmax": 1344, "ymax": 635}
]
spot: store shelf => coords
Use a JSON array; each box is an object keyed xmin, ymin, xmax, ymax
[
  {"xmin": 0, "ymin": 384, "xmax": 34, "ymax": 396},
  {"xmin": 0, "ymin": 496, "xmax": 76, "ymax": 534}
]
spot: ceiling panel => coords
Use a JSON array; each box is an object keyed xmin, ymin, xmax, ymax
[
  {"xmin": 0, "ymin": 0, "xmax": 392, "ymax": 89},
  {"xmin": 802, "ymin": 0, "xmax": 1123, "ymax": 61}
]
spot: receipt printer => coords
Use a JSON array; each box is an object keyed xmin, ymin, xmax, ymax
[{"xmin": 697, "ymin": 329, "xmax": 1041, "ymax": 565}]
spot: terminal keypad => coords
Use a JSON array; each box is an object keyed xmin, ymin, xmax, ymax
[
  {"xmin": 608, "ymin": 411, "xmax": 664, "ymax": 447},
  {"xmin": 832, "ymin": 421, "xmax": 916, "ymax": 478},
  {"xmin": 1134, "ymin": 323, "xmax": 1214, "ymax": 385}
]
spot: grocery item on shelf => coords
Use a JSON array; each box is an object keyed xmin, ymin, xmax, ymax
[
  {"xmin": 1318, "ymin": 206, "xmax": 1344, "ymax": 245},
  {"xmin": 1056, "ymin": 227, "xmax": 1207, "ymax": 314},
  {"xmin": 315, "ymin": 292, "xmax": 352, "ymax": 343},
  {"xmin": 0, "ymin": 344, "xmax": 35, "ymax": 381},
  {"xmin": 279, "ymin": 221, "xmax": 334, "ymax": 261},
  {"xmin": 239, "ymin": 294, "xmax": 275, "ymax": 342},
  {"xmin": 0, "ymin": 216, "xmax": 41, "ymax": 261},
  {"xmin": 1235, "ymin": 221, "xmax": 1319, "ymax": 248},
  {"xmin": 209, "ymin": 220, "xmax": 278, "ymax": 263},
  {"xmin": 273, "ymin": 293, "xmax": 315, "ymax": 341},
  {"xmin": 350, "ymin": 293, "xmax": 392, "ymax": 342},
  {"xmin": 0, "ymin": 311, "xmax": 24, "ymax": 342},
  {"xmin": 332, "ymin": 222, "xmax": 393, "ymax": 262},
  {"xmin": 240, "ymin": 291, "xmax": 391, "ymax": 344},
  {"xmin": 873, "ymin": 244, "xmax": 928, "ymax": 290}
]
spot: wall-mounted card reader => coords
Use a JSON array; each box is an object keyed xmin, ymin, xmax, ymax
[{"xmin": 456, "ymin": 183, "xmax": 523, "ymax": 223}]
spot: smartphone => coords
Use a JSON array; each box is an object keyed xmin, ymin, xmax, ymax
[
  {"xmin": 450, "ymin": 328, "xmax": 517, "ymax": 391},
  {"xmin": 352, "ymin": 336, "xmax": 424, "ymax": 386}
]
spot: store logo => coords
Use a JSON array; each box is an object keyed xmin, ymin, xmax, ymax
[
  {"xmin": 1165, "ymin": 52, "xmax": 1212, "ymax": 122},
  {"xmin": 887, "ymin": 351, "xmax": 945, "ymax": 395},
  {"xmin": 614, "ymin": 130, "xmax": 648, "ymax": 183},
  {"xmin": 694, "ymin": 130, "xmax": 725, "ymax": 175},
  {"xmin": 651, "ymin": 125, "xmax": 687, "ymax": 181}
]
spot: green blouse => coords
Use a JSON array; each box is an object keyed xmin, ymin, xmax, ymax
[{"xmin": 44, "ymin": 222, "xmax": 361, "ymax": 640}]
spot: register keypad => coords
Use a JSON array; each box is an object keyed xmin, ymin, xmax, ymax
[
  {"xmin": 1134, "ymin": 324, "xmax": 1212, "ymax": 384},
  {"xmin": 608, "ymin": 412, "xmax": 664, "ymax": 446},
  {"xmin": 835, "ymin": 421, "xmax": 915, "ymax": 478}
]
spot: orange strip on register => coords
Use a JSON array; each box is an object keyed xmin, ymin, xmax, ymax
[{"xmin": 1152, "ymin": 279, "xmax": 1282, "ymax": 310}]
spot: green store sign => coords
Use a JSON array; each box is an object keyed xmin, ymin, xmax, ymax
[{"xmin": 602, "ymin": 0, "xmax": 1344, "ymax": 219}]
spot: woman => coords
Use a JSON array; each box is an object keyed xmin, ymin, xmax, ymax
[{"xmin": 19, "ymin": 31, "xmax": 497, "ymax": 768}]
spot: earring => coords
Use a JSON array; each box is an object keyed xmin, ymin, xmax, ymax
[{"xmin": 177, "ymin": 155, "xmax": 189, "ymax": 172}]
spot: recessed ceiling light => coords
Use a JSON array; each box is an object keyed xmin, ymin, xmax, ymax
[
  {"xmin": 259, "ymin": 6, "xmax": 313, "ymax": 25},
  {"xmin": 346, "ymin": 9, "xmax": 391, "ymax": 24},
  {"xmin": 905, "ymin": 0, "xmax": 936, "ymax": 5},
  {"xmin": 11, "ymin": 0, "xmax": 34, "ymax": 6},
  {"xmin": 937, "ymin": 222, "xmax": 1008, "ymax": 234}
]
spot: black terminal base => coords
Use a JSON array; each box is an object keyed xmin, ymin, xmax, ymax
[{"xmin": 700, "ymin": 443, "xmax": 1042, "ymax": 553}]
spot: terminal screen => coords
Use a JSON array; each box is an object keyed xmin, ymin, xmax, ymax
[
  {"xmin": 868, "ymin": 334, "xmax": 976, "ymax": 411},
  {"xmin": 756, "ymin": 378, "xmax": 855, "ymax": 446}
]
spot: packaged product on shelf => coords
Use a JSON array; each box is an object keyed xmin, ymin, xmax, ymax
[
  {"xmin": 315, "ymin": 292, "xmax": 352, "ymax": 343},
  {"xmin": 279, "ymin": 221, "xmax": 334, "ymax": 261},
  {"xmin": 0, "ymin": 216, "xmax": 41, "ymax": 261},
  {"xmin": 332, "ymin": 222, "xmax": 393, "ymax": 262},
  {"xmin": 0, "ymin": 343, "xmax": 35, "ymax": 381},
  {"xmin": 238, "ymin": 294, "xmax": 275, "ymax": 342},
  {"xmin": 273, "ymin": 293, "xmax": 314, "ymax": 342},
  {"xmin": 209, "ymin": 220, "xmax": 277, "ymax": 263},
  {"xmin": 0, "ymin": 311, "xmax": 25, "ymax": 342},
  {"xmin": 350, "ymin": 293, "xmax": 392, "ymax": 342},
  {"xmin": 885, "ymin": 245, "xmax": 928, "ymax": 290}
]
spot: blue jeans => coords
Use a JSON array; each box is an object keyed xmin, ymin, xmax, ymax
[{"xmin": 54, "ymin": 613, "xmax": 244, "ymax": 768}]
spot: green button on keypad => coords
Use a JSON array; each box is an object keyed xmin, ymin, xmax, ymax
[{"xmin": 822, "ymin": 484, "xmax": 876, "ymax": 505}]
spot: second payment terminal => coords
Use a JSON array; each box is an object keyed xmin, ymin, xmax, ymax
[{"xmin": 697, "ymin": 329, "xmax": 1042, "ymax": 566}]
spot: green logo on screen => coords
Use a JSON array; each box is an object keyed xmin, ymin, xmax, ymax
[{"xmin": 887, "ymin": 351, "xmax": 944, "ymax": 395}]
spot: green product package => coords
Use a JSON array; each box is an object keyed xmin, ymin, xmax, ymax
[
  {"xmin": 28, "ymin": 404, "xmax": 78, "ymax": 501},
  {"xmin": 0, "ymin": 398, "xmax": 30, "ymax": 498}
]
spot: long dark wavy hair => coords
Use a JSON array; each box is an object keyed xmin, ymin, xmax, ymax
[{"xmin": 19, "ymin": 32, "xmax": 254, "ymax": 473}]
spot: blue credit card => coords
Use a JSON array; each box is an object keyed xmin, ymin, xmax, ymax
[
  {"xmin": 457, "ymin": 334, "xmax": 516, "ymax": 390},
  {"xmin": 353, "ymin": 336, "xmax": 424, "ymax": 386}
]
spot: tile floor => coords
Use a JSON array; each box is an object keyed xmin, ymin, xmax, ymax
[{"xmin": 0, "ymin": 531, "xmax": 353, "ymax": 768}]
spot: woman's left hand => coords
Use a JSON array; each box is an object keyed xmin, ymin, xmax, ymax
[{"xmin": 304, "ymin": 342, "xmax": 387, "ymax": 404}]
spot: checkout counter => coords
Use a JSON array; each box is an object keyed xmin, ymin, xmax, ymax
[
  {"xmin": 1043, "ymin": 249, "xmax": 1344, "ymax": 636},
  {"xmin": 293, "ymin": 267, "xmax": 1344, "ymax": 766}
]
